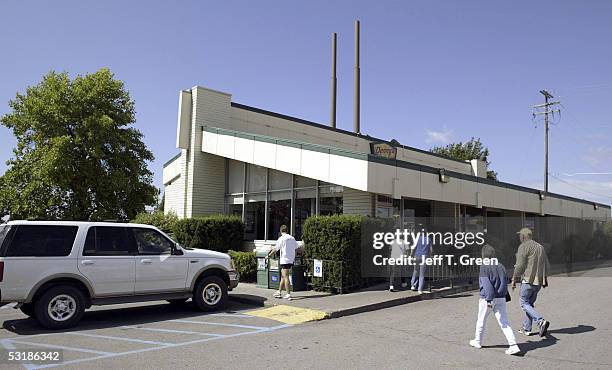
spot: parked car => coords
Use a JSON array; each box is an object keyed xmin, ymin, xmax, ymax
[{"xmin": 0, "ymin": 220, "xmax": 239, "ymax": 329}]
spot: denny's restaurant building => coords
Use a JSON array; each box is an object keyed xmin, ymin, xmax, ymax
[{"xmin": 162, "ymin": 86, "xmax": 610, "ymax": 249}]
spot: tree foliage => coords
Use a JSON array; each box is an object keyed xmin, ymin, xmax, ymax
[
  {"xmin": 430, "ymin": 137, "xmax": 498, "ymax": 180},
  {"xmin": 0, "ymin": 69, "xmax": 157, "ymax": 220}
]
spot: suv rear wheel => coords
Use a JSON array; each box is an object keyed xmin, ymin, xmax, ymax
[
  {"xmin": 19, "ymin": 303, "xmax": 36, "ymax": 318},
  {"xmin": 34, "ymin": 285, "xmax": 86, "ymax": 330},
  {"xmin": 193, "ymin": 276, "xmax": 228, "ymax": 311}
]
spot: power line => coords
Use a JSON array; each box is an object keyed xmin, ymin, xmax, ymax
[
  {"xmin": 549, "ymin": 173, "xmax": 612, "ymax": 201},
  {"xmin": 553, "ymin": 172, "xmax": 612, "ymax": 177}
]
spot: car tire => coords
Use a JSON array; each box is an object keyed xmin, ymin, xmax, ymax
[
  {"xmin": 34, "ymin": 285, "xmax": 86, "ymax": 330},
  {"xmin": 167, "ymin": 298, "xmax": 188, "ymax": 306},
  {"xmin": 193, "ymin": 276, "xmax": 228, "ymax": 312},
  {"xmin": 19, "ymin": 303, "xmax": 36, "ymax": 318}
]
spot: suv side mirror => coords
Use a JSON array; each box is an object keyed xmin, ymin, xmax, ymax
[{"xmin": 171, "ymin": 243, "xmax": 184, "ymax": 256}]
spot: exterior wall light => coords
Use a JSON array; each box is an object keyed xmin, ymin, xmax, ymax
[{"xmin": 439, "ymin": 169, "xmax": 449, "ymax": 183}]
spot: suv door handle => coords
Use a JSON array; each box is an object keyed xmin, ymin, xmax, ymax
[
  {"xmin": 81, "ymin": 260, "xmax": 94, "ymax": 265},
  {"xmin": 190, "ymin": 260, "xmax": 200, "ymax": 264},
  {"xmin": 140, "ymin": 259, "xmax": 153, "ymax": 265}
]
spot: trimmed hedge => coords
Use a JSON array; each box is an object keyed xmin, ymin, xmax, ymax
[
  {"xmin": 173, "ymin": 215, "xmax": 244, "ymax": 253},
  {"xmin": 302, "ymin": 215, "xmax": 389, "ymax": 292},
  {"xmin": 228, "ymin": 250, "xmax": 256, "ymax": 282},
  {"xmin": 132, "ymin": 211, "xmax": 178, "ymax": 236}
]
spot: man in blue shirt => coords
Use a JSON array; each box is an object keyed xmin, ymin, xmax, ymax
[{"xmin": 410, "ymin": 225, "xmax": 432, "ymax": 294}]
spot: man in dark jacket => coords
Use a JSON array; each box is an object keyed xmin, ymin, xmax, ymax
[{"xmin": 511, "ymin": 228, "xmax": 551, "ymax": 337}]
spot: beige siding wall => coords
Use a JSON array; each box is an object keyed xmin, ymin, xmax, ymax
[
  {"xmin": 343, "ymin": 187, "xmax": 373, "ymax": 216},
  {"xmin": 186, "ymin": 87, "xmax": 231, "ymax": 217},
  {"xmin": 163, "ymin": 151, "xmax": 187, "ymax": 217}
]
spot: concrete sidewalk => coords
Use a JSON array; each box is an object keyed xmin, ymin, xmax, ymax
[
  {"xmin": 229, "ymin": 281, "xmax": 477, "ymax": 319},
  {"xmin": 229, "ymin": 259, "xmax": 612, "ymax": 322}
]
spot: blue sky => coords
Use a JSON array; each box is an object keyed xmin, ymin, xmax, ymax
[{"xmin": 1, "ymin": 1, "xmax": 611, "ymax": 205}]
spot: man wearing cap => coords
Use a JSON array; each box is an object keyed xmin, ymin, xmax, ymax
[{"xmin": 511, "ymin": 227, "xmax": 551, "ymax": 337}]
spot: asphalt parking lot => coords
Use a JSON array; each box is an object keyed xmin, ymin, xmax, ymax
[{"xmin": 0, "ymin": 300, "xmax": 288, "ymax": 369}]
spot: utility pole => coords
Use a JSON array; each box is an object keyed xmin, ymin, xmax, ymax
[{"xmin": 532, "ymin": 90, "xmax": 561, "ymax": 193}]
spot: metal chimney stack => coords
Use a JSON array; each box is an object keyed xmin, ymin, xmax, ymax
[
  {"xmin": 330, "ymin": 32, "xmax": 337, "ymax": 128},
  {"xmin": 353, "ymin": 20, "xmax": 361, "ymax": 134}
]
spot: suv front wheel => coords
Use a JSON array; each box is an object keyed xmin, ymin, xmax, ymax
[
  {"xmin": 34, "ymin": 285, "xmax": 86, "ymax": 330},
  {"xmin": 193, "ymin": 276, "xmax": 228, "ymax": 311}
]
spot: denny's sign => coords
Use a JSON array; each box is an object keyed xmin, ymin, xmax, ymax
[{"xmin": 370, "ymin": 142, "xmax": 397, "ymax": 159}]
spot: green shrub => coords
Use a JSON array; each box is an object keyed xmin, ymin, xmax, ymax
[
  {"xmin": 228, "ymin": 250, "xmax": 256, "ymax": 282},
  {"xmin": 173, "ymin": 215, "xmax": 244, "ymax": 253},
  {"xmin": 132, "ymin": 211, "xmax": 179, "ymax": 236},
  {"xmin": 302, "ymin": 215, "xmax": 389, "ymax": 292}
]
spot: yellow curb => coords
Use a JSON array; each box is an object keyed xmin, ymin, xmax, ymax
[{"xmin": 245, "ymin": 305, "xmax": 328, "ymax": 325}]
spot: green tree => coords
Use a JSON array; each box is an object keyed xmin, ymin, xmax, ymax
[
  {"xmin": 430, "ymin": 137, "xmax": 498, "ymax": 180},
  {"xmin": 0, "ymin": 69, "xmax": 157, "ymax": 220}
]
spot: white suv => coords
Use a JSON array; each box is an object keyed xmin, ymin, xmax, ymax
[{"xmin": 0, "ymin": 220, "xmax": 239, "ymax": 329}]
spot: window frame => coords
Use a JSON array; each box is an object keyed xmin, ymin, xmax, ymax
[
  {"xmin": 1, "ymin": 225, "xmax": 78, "ymax": 257},
  {"xmin": 130, "ymin": 227, "xmax": 175, "ymax": 256},
  {"xmin": 82, "ymin": 226, "xmax": 137, "ymax": 257}
]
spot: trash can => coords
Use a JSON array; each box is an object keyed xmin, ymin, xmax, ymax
[
  {"xmin": 290, "ymin": 257, "xmax": 306, "ymax": 292},
  {"xmin": 268, "ymin": 257, "xmax": 281, "ymax": 290},
  {"xmin": 256, "ymin": 250, "xmax": 269, "ymax": 288}
]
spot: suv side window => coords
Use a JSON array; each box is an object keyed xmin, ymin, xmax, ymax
[
  {"xmin": 4, "ymin": 225, "xmax": 78, "ymax": 257},
  {"xmin": 83, "ymin": 227, "xmax": 135, "ymax": 256},
  {"xmin": 131, "ymin": 228, "xmax": 174, "ymax": 255}
]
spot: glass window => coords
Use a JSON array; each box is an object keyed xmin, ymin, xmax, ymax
[
  {"xmin": 403, "ymin": 198, "xmax": 431, "ymax": 232},
  {"xmin": 228, "ymin": 204, "xmax": 243, "ymax": 218},
  {"xmin": 294, "ymin": 193, "xmax": 316, "ymax": 240},
  {"xmin": 245, "ymin": 199, "xmax": 265, "ymax": 240},
  {"xmin": 227, "ymin": 160, "xmax": 244, "ymax": 194},
  {"xmin": 319, "ymin": 185, "xmax": 343, "ymax": 216},
  {"xmin": 268, "ymin": 199, "xmax": 291, "ymax": 240},
  {"xmin": 247, "ymin": 164, "xmax": 266, "ymax": 192},
  {"xmin": 132, "ymin": 228, "xmax": 173, "ymax": 255},
  {"xmin": 376, "ymin": 195, "xmax": 394, "ymax": 218},
  {"xmin": 269, "ymin": 169, "xmax": 292, "ymax": 190},
  {"xmin": 294, "ymin": 175, "xmax": 316, "ymax": 188},
  {"xmin": 464, "ymin": 206, "xmax": 484, "ymax": 233},
  {"xmin": 4, "ymin": 225, "xmax": 77, "ymax": 257},
  {"xmin": 83, "ymin": 227, "xmax": 134, "ymax": 256}
]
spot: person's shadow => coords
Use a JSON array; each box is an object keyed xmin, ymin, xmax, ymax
[{"xmin": 483, "ymin": 325, "xmax": 595, "ymax": 355}]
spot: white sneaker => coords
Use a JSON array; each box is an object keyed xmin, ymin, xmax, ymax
[
  {"xmin": 410, "ymin": 286, "xmax": 417, "ymax": 291},
  {"xmin": 417, "ymin": 290, "xmax": 423, "ymax": 294},
  {"xmin": 389, "ymin": 285, "xmax": 396, "ymax": 292},
  {"xmin": 273, "ymin": 291, "xmax": 282, "ymax": 298},
  {"xmin": 505, "ymin": 345, "xmax": 520, "ymax": 355},
  {"xmin": 283, "ymin": 294, "xmax": 292, "ymax": 301},
  {"xmin": 469, "ymin": 340, "xmax": 482, "ymax": 349}
]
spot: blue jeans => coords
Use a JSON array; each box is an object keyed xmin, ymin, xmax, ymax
[
  {"xmin": 411, "ymin": 262, "xmax": 426, "ymax": 291},
  {"xmin": 519, "ymin": 283, "xmax": 543, "ymax": 331}
]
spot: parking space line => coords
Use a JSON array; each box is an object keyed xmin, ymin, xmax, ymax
[
  {"xmin": 7, "ymin": 340, "xmax": 115, "ymax": 356},
  {"xmin": 122, "ymin": 325, "xmax": 224, "ymax": 337},
  {"xmin": 170, "ymin": 319, "xmax": 266, "ymax": 330},
  {"xmin": 209, "ymin": 313, "xmax": 253, "ymax": 318},
  {"xmin": 28, "ymin": 323, "xmax": 291, "ymax": 369},
  {"xmin": 65, "ymin": 332, "xmax": 174, "ymax": 346},
  {"xmin": 0, "ymin": 338, "xmax": 37, "ymax": 370}
]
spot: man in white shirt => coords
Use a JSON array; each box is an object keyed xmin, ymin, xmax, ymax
[{"xmin": 268, "ymin": 224, "xmax": 298, "ymax": 300}]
